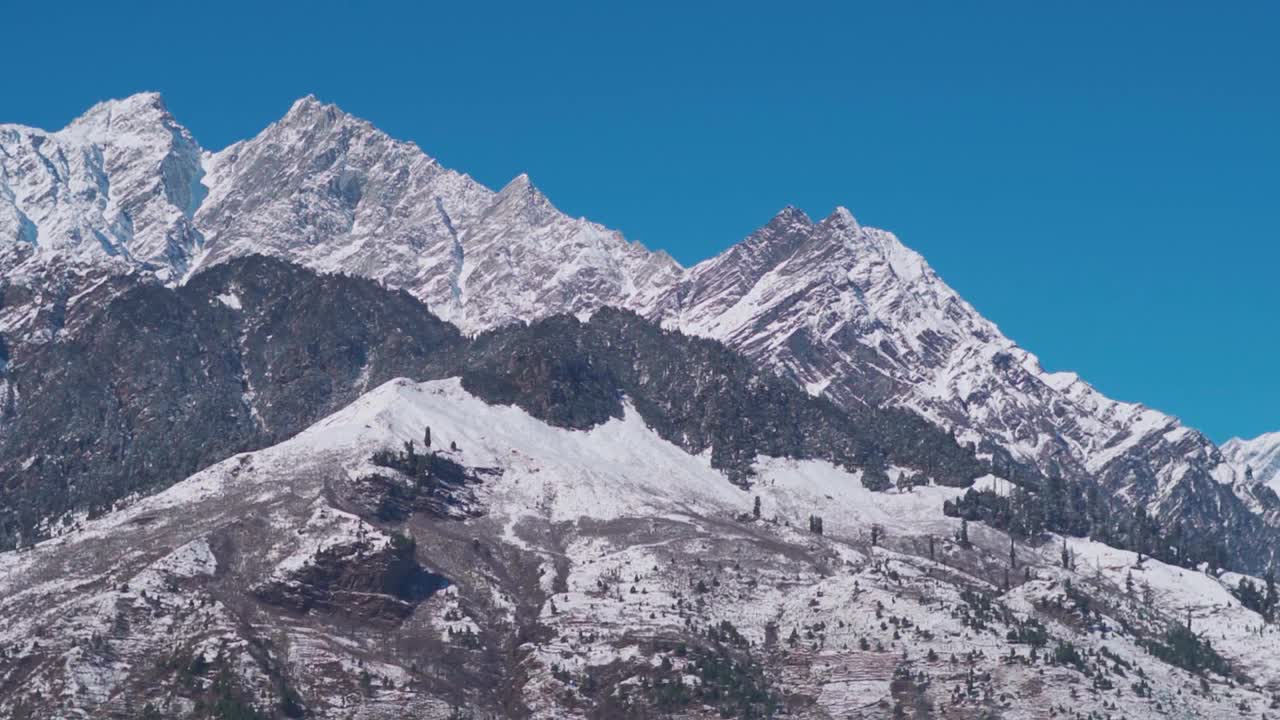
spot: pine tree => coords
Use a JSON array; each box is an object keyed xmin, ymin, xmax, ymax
[
  {"xmin": 1264, "ymin": 566, "xmax": 1274, "ymax": 622},
  {"xmin": 424, "ymin": 426, "xmax": 432, "ymax": 447},
  {"xmin": 808, "ymin": 515, "xmax": 824, "ymax": 535},
  {"xmin": 753, "ymin": 496, "xmax": 761, "ymax": 520},
  {"xmin": 403, "ymin": 440, "xmax": 419, "ymax": 475}
]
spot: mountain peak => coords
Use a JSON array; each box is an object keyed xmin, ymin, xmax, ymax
[
  {"xmin": 820, "ymin": 206, "xmax": 860, "ymax": 233},
  {"xmin": 502, "ymin": 172, "xmax": 534, "ymax": 192},
  {"xmin": 285, "ymin": 93, "xmax": 323, "ymax": 115},
  {"xmin": 277, "ymin": 94, "xmax": 364, "ymax": 134},
  {"xmin": 87, "ymin": 91, "xmax": 167, "ymax": 114},
  {"xmin": 699, "ymin": 206, "xmax": 815, "ymax": 277},
  {"xmin": 1223, "ymin": 431, "xmax": 1280, "ymax": 490},
  {"xmin": 768, "ymin": 205, "xmax": 813, "ymax": 228},
  {"xmin": 494, "ymin": 172, "xmax": 554, "ymax": 214},
  {"xmin": 63, "ymin": 91, "xmax": 178, "ymax": 140}
]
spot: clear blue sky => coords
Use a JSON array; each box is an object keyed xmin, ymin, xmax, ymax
[{"xmin": 5, "ymin": 2, "xmax": 1277, "ymax": 442}]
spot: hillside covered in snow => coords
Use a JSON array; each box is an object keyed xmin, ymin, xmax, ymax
[{"xmin": 3, "ymin": 377, "xmax": 1278, "ymax": 719}]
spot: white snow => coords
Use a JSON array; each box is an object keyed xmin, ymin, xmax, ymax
[{"xmin": 215, "ymin": 291, "xmax": 242, "ymax": 309}]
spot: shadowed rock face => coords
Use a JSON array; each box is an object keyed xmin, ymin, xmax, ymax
[
  {"xmin": 345, "ymin": 447, "xmax": 492, "ymax": 522},
  {"xmin": 0, "ymin": 256, "xmax": 987, "ymax": 551},
  {"xmin": 462, "ymin": 308, "xmax": 989, "ymax": 488},
  {"xmin": 253, "ymin": 533, "xmax": 448, "ymax": 621},
  {"xmin": 0, "ymin": 256, "xmax": 466, "ymax": 545}
]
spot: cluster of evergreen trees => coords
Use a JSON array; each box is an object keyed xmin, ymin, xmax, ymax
[
  {"xmin": 370, "ymin": 430, "xmax": 467, "ymax": 487},
  {"xmin": 942, "ymin": 476, "xmax": 1232, "ymax": 573},
  {"xmin": 640, "ymin": 640, "xmax": 778, "ymax": 718},
  {"xmin": 1232, "ymin": 573, "xmax": 1278, "ymax": 622},
  {"xmin": 1145, "ymin": 622, "xmax": 1232, "ymax": 678}
]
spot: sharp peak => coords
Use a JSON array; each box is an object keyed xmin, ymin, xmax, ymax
[
  {"xmin": 278, "ymin": 94, "xmax": 370, "ymax": 130},
  {"xmin": 93, "ymin": 91, "xmax": 166, "ymax": 109},
  {"xmin": 287, "ymin": 93, "xmax": 326, "ymax": 113},
  {"xmin": 497, "ymin": 172, "xmax": 548, "ymax": 202},
  {"xmin": 490, "ymin": 172, "xmax": 564, "ymax": 218},
  {"xmin": 59, "ymin": 92, "xmax": 193, "ymax": 144},
  {"xmin": 768, "ymin": 205, "xmax": 813, "ymax": 226},
  {"xmin": 70, "ymin": 91, "xmax": 172, "ymax": 126},
  {"xmin": 733, "ymin": 206, "xmax": 813, "ymax": 256},
  {"xmin": 819, "ymin": 206, "xmax": 860, "ymax": 232},
  {"xmin": 503, "ymin": 172, "xmax": 534, "ymax": 190}
]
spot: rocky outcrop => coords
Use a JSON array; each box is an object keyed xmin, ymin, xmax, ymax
[
  {"xmin": 340, "ymin": 447, "xmax": 493, "ymax": 522},
  {"xmin": 254, "ymin": 532, "xmax": 446, "ymax": 621}
]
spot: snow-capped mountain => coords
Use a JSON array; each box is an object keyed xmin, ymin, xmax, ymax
[
  {"xmin": 1225, "ymin": 432, "xmax": 1280, "ymax": 492},
  {"xmin": 1, "ymin": 94, "xmax": 681, "ymax": 334},
  {"xmin": 0, "ymin": 93, "xmax": 1270, "ymax": 567},
  {"xmin": 662, "ymin": 205, "xmax": 1266, "ymax": 543},
  {"xmin": 194, "ymin": 95, "xmax": 682, "ymax": 331}
]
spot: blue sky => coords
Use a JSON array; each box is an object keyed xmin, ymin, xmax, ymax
[{"xmin": 5, "ymin": 2, "xmax": 1276, "ymax": 442}]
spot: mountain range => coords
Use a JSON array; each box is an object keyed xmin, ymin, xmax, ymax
[
  {"xmin": 5, "ymin": 93, "xmax": 1276, "ymax": 556},
  {"xmin": 1, "ymin": 93, "xmax": 1277, "ymax": 719}
]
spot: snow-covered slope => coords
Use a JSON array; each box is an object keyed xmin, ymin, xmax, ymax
[
  {"xmin": 2, "ymin": 377, "xmax": 1275, "ymax": 718},
  {"xmin": 1224, "ymin": 432, "xmax": 1280, "ymax": 492},
  {"xmin": 0, "ymin": 93, "xmax": 1267, "ymax": 561}
]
